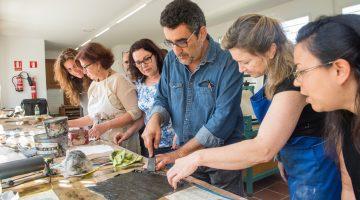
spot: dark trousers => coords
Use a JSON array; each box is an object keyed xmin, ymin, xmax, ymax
[
  {"xmin": 141, "ymin": 146, "xmax": 174, "ymax": 157},
  {"xmin": 192, "ymin": 166, "xmax": 244, "ymax": 196}
]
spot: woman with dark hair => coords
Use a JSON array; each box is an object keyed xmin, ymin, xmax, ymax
[
  {"xmin": 294, "ymin": 14, "xmax": 360, "ymax": 199},
  {"xmin": 114, "ymin": 39, "xmax": 177, "ymax": 155},
  {"xmin": 68, "ymin": 42, "xmax": 142, "ymax": 154},
  {"xmin": 166, "ymin": 14, "xmax": 341, "ymax": 199},
  {"xmin": 54, "ymin": 48, "xmax": 91, "ymax": 115}
]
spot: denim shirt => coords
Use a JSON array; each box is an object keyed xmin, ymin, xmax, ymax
[{"xmin": 150, "ymin": 36, "xmax": 244, "ymax": 147}]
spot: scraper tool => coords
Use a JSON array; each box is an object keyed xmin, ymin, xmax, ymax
[{"xmin": 147, "ymin": 157, "xmax": 156, "ymax": 172}]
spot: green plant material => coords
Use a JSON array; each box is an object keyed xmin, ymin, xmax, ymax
[{"xmin": 110, "ymin": 150, "xmax": 143, "ymax": 171}]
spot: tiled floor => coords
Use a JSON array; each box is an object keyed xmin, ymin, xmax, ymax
[{"xmin": 245, "ymin": 174, "xmax": 290, "ymax": 200}]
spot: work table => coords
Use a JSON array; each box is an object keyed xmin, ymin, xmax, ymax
[{"xmin": 0, "ymin": 114, "xmax": 246, "ymax": 200}]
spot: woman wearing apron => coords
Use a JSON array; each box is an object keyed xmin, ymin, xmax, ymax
[
  {"xmin": 167, "ymin": 14, "xmax": 341, "ymax": 199},
  {"xmin": 294, "ymin": 14, "xmax": 360, "ymax": 199},
  {"xmin": 54, "ymin": 48, "xmax": 91, "ymax": 116},
  {"xmin": 68, "ymin": 42, "xmax": 142, "ymax": 154}
]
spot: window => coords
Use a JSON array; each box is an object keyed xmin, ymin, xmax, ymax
[
  {"xmin": 342, "ymin": 4, "xmax": 360, "ymax": 15},
  {"xmin": 282, "ymin": 16, "xmax": 309, "ymax": 43}
]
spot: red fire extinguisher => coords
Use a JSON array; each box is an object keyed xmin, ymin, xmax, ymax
[
  {"xmin": 31, "ymin": 78, "xmax": 37, "ymax": 99},
  {"xmin": 12, "ymin": 76, "xmax": 24, "ymax": 92},
  {"xmin": 16, "ymin": 76, "xmax": 24, "ymax": 92}
]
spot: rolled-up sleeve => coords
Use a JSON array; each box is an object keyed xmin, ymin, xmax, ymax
[
  {"xmin": 194, "ymin": 57, "xmax": 243, "ymax": 148},
  {"xmin": 195, "ymin": 126, "xmax": 224, "ymax": 147}
]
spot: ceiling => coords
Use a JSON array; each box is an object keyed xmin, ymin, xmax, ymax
[{"xmin": 0, "ymin": 0, "xmax": 291, "ymax": 51}]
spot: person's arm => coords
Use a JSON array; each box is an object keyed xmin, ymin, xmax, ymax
[
  {"xmin": 167, "ymin": 91, "xmax": 306, "ymax": 188},
  {"xmin": 339, "ymin": 150, "xmax": 356, "ymax": 199},
  {"xmin": 150, "ymin": 54, "xmax": 171, "ymax": 125},
  {"xmin": 89, "ymin": 76, "xmax": 142, "ymax": 138},
  {"xmin": 156, "ymin": 138, "xmax": 204, "ymax": 170},
  {"xmin": 114, "ymin": 114, "xmax": 145, "ymax": 145},
  {"xmin": 197, "ymin": 91, "xmax": 305, "ymax": 169},
  {"xmin": 143, "ymin": 55, "xmax": 172, "ymax": 157},
  {"xmin": 68, "ymin": 115, "xmax": 93, "ymax": 127}
]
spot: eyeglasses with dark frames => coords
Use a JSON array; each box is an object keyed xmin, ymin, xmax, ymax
[
  {"xmin": 135, "ymin": 54, "xmax": 153, "ymax": 67},
  {"xmin": 164, "ymin": 31, "xmax": 196, "ymax": 48},
  {"xmin": 82, "ymin": 62, "xmax": 95, "ymax": 70}
]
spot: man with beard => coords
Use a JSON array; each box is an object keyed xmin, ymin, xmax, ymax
[{"xmin": 142, "ymin": 0, "xmax": 244, "ymax": 195}]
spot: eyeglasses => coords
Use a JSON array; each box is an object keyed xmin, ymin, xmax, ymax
[
  {"xmin": 164, "ymin": 31, "xmax": 196, "ymax": 48},
  {"xmin": 135, "ymin": 54, "xmax": 153, "ymax": 67},
  {"xmin": 293, "ymin": 61, "xmax": 333, "ymax": 81},
  {"xmin": 82, "ymin": 62, "xmax": 94, "ymax": 70}
]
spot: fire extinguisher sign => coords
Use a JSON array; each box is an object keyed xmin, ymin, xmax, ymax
[
  {"xmin": 29, "ymin": 61, "xmax": 38, "ymax": 68},
  {"xmin": 14, "ymin": 60, "xmax": 22, "ymax": 71}
]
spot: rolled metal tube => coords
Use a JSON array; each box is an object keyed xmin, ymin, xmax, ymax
[{"xmin": 0, "ymin": 156, "xmax": 45, "ymax": 180}]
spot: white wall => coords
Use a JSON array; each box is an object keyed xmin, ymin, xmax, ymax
[
  {"xmin": 0, "ymin": 36, "xmax": 47, "ymax": 109},
  {"xmin": 45, "ymin": 50, "xmax": 64, "ymax": 115},
  {"xmin": 45, "ymin": 50, "xmax": 62, "ymax": 59}
]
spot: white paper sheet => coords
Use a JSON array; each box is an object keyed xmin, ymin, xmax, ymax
[
  {"xmin": 165, "ymin": 186, "xmax": 229, "ymax": 200},
  {"xmin": 0, "ymin": 146, "xmax": 26, "ymax": 164},
  {"xmin": 21, "ymin": 190, "xmax": 59, "ymax": 200},
  {"xmin": 73, "ymin": 144, "xmax": 114, "ymax": 156}
]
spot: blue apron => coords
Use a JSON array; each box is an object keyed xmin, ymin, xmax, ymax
[
  {"xmin": 250, "ymin": 86, "xmax": 341, "ymax": 200},
  {"xmin": 250, "ymin": 86, "xmax": 271, "ymax": 123},
  {"xmin": 279, "ymin": 136, "xmax": 341, "ymax": 200}
]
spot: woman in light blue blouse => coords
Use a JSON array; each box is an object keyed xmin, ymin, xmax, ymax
[{"xmin": 114, "ymin": 39, "xmax": 177, "ymax": 155}]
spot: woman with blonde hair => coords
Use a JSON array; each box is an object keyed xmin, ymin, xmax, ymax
[
  {"xmin": 167, "ymin": 14, "xmax": 341, "ymax": 199},
  {"xmin": 68, "ymin": 43, "xmax": 142, "ymax": 153},
  {"xmin": 54, "ymin": 48, "xmax": 91, "ymax": 115}
]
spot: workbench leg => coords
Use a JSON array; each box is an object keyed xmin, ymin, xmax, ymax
[{"xmin": 245, "ymin": 168, "xmax": 254, "ymax": 196}]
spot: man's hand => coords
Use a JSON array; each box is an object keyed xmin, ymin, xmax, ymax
[
  {"xmin": 155, "ymin": 151, "xmax": 180, "ymax": 170},
  {"xmin": 142, "ymin": 113, "xmax": 162, "ymax": 157},
  {"xmin": 166, "ymin": 152, "xmax": 200, "ymax": 189},
  {"xmin": 88, "ymin": 123, "xmax": 108, "ymax": 139}
]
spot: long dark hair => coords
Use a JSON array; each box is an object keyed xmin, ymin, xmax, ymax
[
  {"xmin": 296, "ymin": 14, "xmax": 360, "ymax": 153},
  {"xmin": 128, "ymin": 39, "xmax": 164, "ymax": 82},
  {"xmin": 54, "ymin": 48, "xmax": 91, "ymax": 106}
]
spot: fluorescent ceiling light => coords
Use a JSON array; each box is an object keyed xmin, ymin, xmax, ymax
[
  {"xmin": 116, "ymin": 3, "xmax": 147, "ymax": 24},
  {"xmin": 81, "ymin": 39, "xmax": 91, "ymax": 47},
  {"xmin": 77, "ymin": 2, "xmax": 148, "ymax": 49},
  {"xmin": 95, "ymin": 27, "xmax": 110, "ymax": 38}
]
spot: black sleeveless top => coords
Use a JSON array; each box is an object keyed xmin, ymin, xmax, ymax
[
  {"xmin": 342, "ymin": 131, "xmax": 360, "ymax": 199},
  {"xmin": 274, "ymin": 76, "xmax": 325, "ymax": 137}
]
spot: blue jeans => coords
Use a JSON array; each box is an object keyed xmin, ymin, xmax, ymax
[{"xmin": 279, "ymin": 136, "xmax": 341, "ymax": 200}]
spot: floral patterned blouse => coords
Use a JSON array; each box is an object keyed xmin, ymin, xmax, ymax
[{"xmin": 136, "ymin": 79, "xmax": 175, "ymax": 148}]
